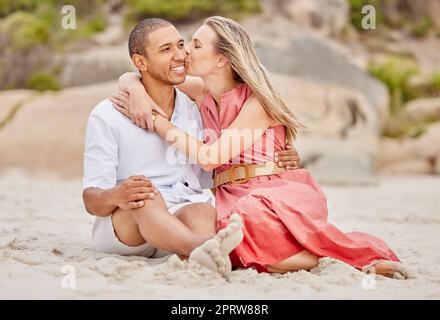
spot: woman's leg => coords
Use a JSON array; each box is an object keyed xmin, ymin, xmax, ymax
[
  {"xmin": 266, "ymin": 249, "xmax": 320, "ymax": 273},
  {"xmin": 267, "ymin": 251, "xmax": 410, "ymax": 279}
]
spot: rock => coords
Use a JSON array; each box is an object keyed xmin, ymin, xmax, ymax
[
  {"xmin": 285, "ymin": 0, "xmax": 350, "ymax": 36},
  {"xmin": 374, "ymin": 138, "xmax": 414, "ymax": 169},
  {"xmin": 0, "ymin": 90, "xmax": 34, "ymax": 124},
  {"xmin": 377, "ymin": 159, "xmax": 434, "ymax": 175},
  {"xmin": 405, "ymin": 97, "xmax": 440, "ymax": 122},
  {"xmin": 272, "ymin": 73, "xmax": 380, "ymax": 184},
  {"xmin": 272, "ymin": 73, "xmax": 381, "ymax": 139},
  {"xmin": 59, "ymin": 45, "xmax": 136, "ymax": 87},
  {"xmin": 402, "ymin": 122, "xmax": 440, "ymax": 159},
  {"xmin": 374, "ymin": 122, "xmax": 440, "ymax": 174},
  {"xmin": 0, "ymin": 81, "xmax": 118, "ymax": 178},
  {"xmin": 435, "ymin": 154, "xmax": 440, "ymax": 174},
  {"xmin": 253, "ymin": 32, "xmax": 389, "ymax": 128},
  {"xmin": 295, "ymin": 137, "xmax": 377, "ymax": 185}
]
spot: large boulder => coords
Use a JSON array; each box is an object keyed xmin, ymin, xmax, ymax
[
  {"xmin": 0, "ymin": 81, "xmax": 118, "ymax": 178},
  {"xmin": 405, "ymin": 97, "xmax": 440, "ymax": 122},
  {"xmin": 59, "ymin": 45, "xmax": 136, "ymax": 87},
  {"xmin": 245, "ymin": 19, "xmax": 390, "ymax": 128},
  {"xmin": 374, "ymin": 122, "xmax": 440, "ymax": 174},
  {"xmin": 285, "ymin": 0, "xmax": 350, "ymax": 36},
  {"xmin": 272, "ymin": 73, "xmax": 380, "ymax": 184},
  {"xmin": 377, "ymin": 159, "xmax": 433, "ymax": 175}
]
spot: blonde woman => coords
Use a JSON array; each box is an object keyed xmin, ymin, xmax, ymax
[{"xmin": 112, "ymin": 16, "xmax": 409, "ymax": 278}]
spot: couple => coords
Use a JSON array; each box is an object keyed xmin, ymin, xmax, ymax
[{"xmin": 83, "ymin": 16, "xmax": 409, "ymax": 279}]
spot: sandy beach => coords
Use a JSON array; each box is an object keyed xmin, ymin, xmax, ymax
[{"xmin": 1, "ymin": 169, "xmax": 439, "ymax": 300}]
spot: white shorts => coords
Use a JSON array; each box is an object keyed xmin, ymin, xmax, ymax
[{"xmin": 92, "ymin": 201, "xmax": 201, "ymax": 258}]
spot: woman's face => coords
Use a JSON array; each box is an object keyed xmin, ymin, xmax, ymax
[{"xmin": 186, "ymin": 24, "xmax": 221, "ymax": 77}]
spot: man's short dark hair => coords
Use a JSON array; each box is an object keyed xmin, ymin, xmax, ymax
[{"xmin": 128, "ymin": 18, "xmax": 173, "ymax": 58}]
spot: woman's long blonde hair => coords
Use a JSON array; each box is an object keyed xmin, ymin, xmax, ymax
[{"xmin": 204, "ymin": 16, "xmax": 303, "ymax": 142}]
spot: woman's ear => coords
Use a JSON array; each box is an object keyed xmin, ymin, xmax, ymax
[
  {"xmin": 217, "ymin": 55, "xmax": 228, "ymax": 68},
  {"xmin": 132, "ymin": 54, "xmax": 148, "ymax": 72}
]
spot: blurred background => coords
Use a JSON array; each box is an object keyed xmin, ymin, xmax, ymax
[{"xmin": 0, "ymin": 0, "xmax": 439, "ymax": 184}]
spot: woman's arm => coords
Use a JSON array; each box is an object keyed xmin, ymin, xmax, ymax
[
  {"xmin": 152, "ymin": 95, "xmax": 274, "ymax": 171},
  {"xmin": 116, "ymin": 72, "xmax": 163, "ymax": 130},
  {"xmin": 115, "ymin": 73, "xmax": 206, "ymax": 129},
  {"xmin": 175, "ymin": 75, "xmax": 207, "ymax": 105}
]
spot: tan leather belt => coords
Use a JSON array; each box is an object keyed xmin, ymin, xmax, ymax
[{"xmin": 213, "ymin": 162, "xmax": 291, "ymax": 188}]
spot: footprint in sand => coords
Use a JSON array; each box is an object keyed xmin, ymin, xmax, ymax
[{"xmin": 189, "ymin": 213, "xmax": 244, "ymax": 279}]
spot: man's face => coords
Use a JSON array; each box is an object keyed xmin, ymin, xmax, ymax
[{"xmin": 143, "ymin": 26, "xmax": 188, "ymax": 85}]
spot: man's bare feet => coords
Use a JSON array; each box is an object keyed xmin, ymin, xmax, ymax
[
  {"xmin": 215, "ymin": 213, "xmax": 244, "ymax": 255},
  {"xmin": 362, "ymin": 260, "xmax": 410, "ymax": 279},
  {"xmin": 189, "ymin": 213, "xmax": 243, "ymax": 279}
]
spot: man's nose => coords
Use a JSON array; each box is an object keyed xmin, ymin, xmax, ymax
[
  {"xmin": 185, "ymin": 44, "xmax": 191, "ymax": 54},
  {"xmin": 174, "ymin": 48, "xmax": 186, "ymax": 61}
]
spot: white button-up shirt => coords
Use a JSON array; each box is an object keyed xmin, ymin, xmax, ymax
[{"xmin": 83, "ymin": 88, "xmax": 212, "ymax": 205}]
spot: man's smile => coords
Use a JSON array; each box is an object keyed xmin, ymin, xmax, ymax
[{"xmin": 170, "ymin": 65, "xmax": 186, "ymax": 75}]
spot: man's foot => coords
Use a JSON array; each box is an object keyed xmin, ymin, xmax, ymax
[
  {"xmin": 189, "ymin": 214, "xmax": 243, "ymax": 279},
  {"xmin": 363, "ymin": 260, "xmax": 411, "ymax": 279},
  {"xmin": 215, "ymin": 213, "xmax": 244, "ymax": 255},
  {"xmin": 188, "ymin": 238, "xmax": 229, "ymax": 274}
]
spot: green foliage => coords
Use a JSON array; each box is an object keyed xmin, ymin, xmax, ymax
[
  {"xmin": 369, "ymin": 56, "xmax": 419, "ymax": 114},
  {"xmin": 410, "ymin": 17, "xmax": 432, "ymax": 38},
  {"xmin": 431, "ymin": 73, "xmax": 440, "ymax": 93},
  {"xmin": 126, "ymin": 0, "xmax": 261, "ymax": 22},
  {"xmin": 0, "ymin": 0, "xmax": 40, "ymax": 17},
  {"xmin": 0, "ymin": 11, "xmax": 50, "ymax": 49},
  {"xmin": 370, "ymin": 58, "xmax": 440, "ymax": 138},
  {"xmin": 25, "ymin": 72, "xmax": 60, "ymax": 91}
]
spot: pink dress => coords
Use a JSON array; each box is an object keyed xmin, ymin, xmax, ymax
[{"xmin": 200, "ymin": 83, "xmax": 400, "ymax": 272}]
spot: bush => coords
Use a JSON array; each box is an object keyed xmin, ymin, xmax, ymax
[
  {"xmin": 432, "ymin": 73, "xmax": 440, "ymax": 93},
  {"xmin": 25, "ymin": 72, "xmax": 60, "ymax": 91},
  {"xmin": 126, "ymin": 0, "xmax": 261, "ymax": 23},
  {"xmin": 0, "ymin": 11, "xmax": 50, "ymax": 49},
  {"xmin": 410, "ymin": 17, "xmax": 432, "ymax": 38},
  {"xmin": 369, "ymin": 56, "xmax": 419, "ymax": 114},
  {"xmin": 0, "ymin": 0, "xmax": 40, "ymax": 18}
]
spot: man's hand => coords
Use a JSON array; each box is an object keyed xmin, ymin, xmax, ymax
[
  {"xmin": 109, "ymin": 175, "xmax": 158, "ymax": 210},
  {"xmin": 275, "ymin": 144, "xmax": 300, "ymax": 170}
]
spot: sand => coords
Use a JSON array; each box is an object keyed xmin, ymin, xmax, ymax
[{"xmin": 1, "ymin": 169, "xmax": 440, "ymax": 299}]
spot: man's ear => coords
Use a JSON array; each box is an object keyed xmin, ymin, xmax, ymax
[
  {"xmin": 132, "ymin": 54, "xmax": 148, "ymax": 72},
  {"xmin": 217, "ymin": 55, "xmax": 228, "ymax": 68}
]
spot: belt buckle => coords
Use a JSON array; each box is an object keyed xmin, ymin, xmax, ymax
[{"xmin": 230, "ymin": 164, "xmax": 250, "ymax": 184}]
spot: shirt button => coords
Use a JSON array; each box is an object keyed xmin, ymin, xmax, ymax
[{"xmin": 184, "ymin": 182, "xmax": 189, "ymax": 187}]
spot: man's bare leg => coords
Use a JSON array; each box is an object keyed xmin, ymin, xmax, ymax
[
  {"xmin": 174, "ymin": 203, "xmax": 217, "ymax": 238},
  {"xmin": 111, "ymin": 192, "xmax": 210, "ymax": 256}
]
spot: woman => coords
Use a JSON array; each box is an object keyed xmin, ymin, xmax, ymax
[{"xmin": 112, "ymin": 16, "xmax": 409, "ymax": 279}]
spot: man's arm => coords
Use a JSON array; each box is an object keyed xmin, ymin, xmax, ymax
[
  {"xmin": 83, "ymin": 187, "xmax": 118, "ymax": 217},
  {"xmin": 83, "ymin": 176, "xmax": 158, "ymax": 217}
]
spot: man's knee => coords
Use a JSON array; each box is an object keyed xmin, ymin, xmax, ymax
[
  {"xmin": 131, "ymin": 195, "xmax": 167, "ymax": 221},
  {"xmin": 176, "ymin": 203, "xmax": 217, "ymax": 228}
]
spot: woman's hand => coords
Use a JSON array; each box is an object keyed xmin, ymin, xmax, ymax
[
  {"xmin": 275, "ymin": 144, "xmax": 300, "ymax": 170},
  {"xmin": 110, "ymin": 90, "xmax": 167, "ymax": 131},
  {"xmin": 113, "ymin": 72, "xmax": 167, "ymax": 131}
]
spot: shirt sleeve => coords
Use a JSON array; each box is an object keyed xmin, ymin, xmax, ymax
[{"xmin": 83, "ymin": 112, "xmax": 118, "ymax": 191}]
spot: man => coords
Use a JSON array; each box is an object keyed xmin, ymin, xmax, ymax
[{"xmin": 83, "ymin": 18, "xmax": 299, "ymax": 276}]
